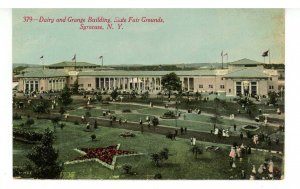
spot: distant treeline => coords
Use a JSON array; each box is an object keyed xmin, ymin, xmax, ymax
[{"xmin": 112, "ymin": 65, "xmax": 196, "ymax": 71}]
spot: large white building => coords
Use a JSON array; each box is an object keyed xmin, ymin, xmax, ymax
[{"xmin": 16, "ymin": 58, "xmax": 283, "ymax": 96}]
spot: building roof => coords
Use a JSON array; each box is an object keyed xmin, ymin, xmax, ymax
[
  {"xmin": 224, "ymin": 68, "xmax": 268, "ymax": 78},
  {"xmin": 78, "ymin": 70, "xmax": 217, "ymax": 77},
  {"xmin": 228, "ymin": 58, "xmax": 264, "ymax": 65},
  {"xmin": 48, "ymin": 61, "xmax": 100, "ymax": 68},
  {"xmin": 16, "ymin": 68, "xmax": 68, "ymax": 78}
]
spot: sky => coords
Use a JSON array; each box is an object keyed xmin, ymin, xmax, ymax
[{"xmin": 13, "ymin": 9, "xmax": 284, "ymax": 65}]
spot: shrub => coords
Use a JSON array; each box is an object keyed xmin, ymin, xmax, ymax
[
  {"xmin": 91, "ymin": 134, "xmax": 96, "ymax": 141},
  {"xmin": 122, "ymin": 109, "xmax": 131, "ymax": 113},
  {"xmin": 74, "ymin": 121, "xmax": 79, "ymax": 125},
  {"xmin": 13, "ymin": 128, "xmax": 43, "ymax": 142},
  {"xmin": 163, "ymin": 111, "xmax": 176, "ymax": 118},
  {"xmin": 122, "ymin": 164, "xmax": 132, "ymax": 174}
]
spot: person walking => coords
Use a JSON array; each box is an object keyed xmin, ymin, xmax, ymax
[
  {"xmin": 184, "ymin": 127, "xmax": 187, "ymax": 134},
  {"xmin": 180, "ymin": 127, "xmax": 184, "ymax": 135},
  {"xmin": 240, "ymin": 132, "xmax": 244, "ymax": 140}
]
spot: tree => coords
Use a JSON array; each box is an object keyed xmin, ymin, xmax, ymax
[
  {"xmin": 122, "ymin": 164, "xmax": 132, "ymax": 175},
  {"xmin": 59, "ymin": 107, "xmax": 65, "ymax": 116},
  {"xmin": 32, "ymin": 101, "xmax": 49, "ymax": 114},
  {"xmin": 51, "ymin": 117, "xmax": 61, "ymax": 131},
  {"xmin": 210, "ymin": 98, "xmax": 222, "ymax": 125},
  {"xmin": 111, "ymin": 89, "xmax": 119, "ymax": 100},
  {"xmin": 90, "ymin": 134, "xmax": 96, "ymax": 141},
  {"xmin": 26, "ymin": 128, "xmax": 63, "ymax": 179},
  {"xmin": 268, "ymin": 91, "xmax": 277, "ymax": 105},
  {"xmin": 152, "ymin": 117, "xmax": 159, "ymax": 131},
  {"xmin": 72, "ymin": 79, "xmax": 79, "ymax": 94},
  {"xmin": 151, "ymin": 148, "xmax": 169, "ymax": 167},
  {"xmin": 151, "ymin": 153, "xmax": 161, "ymax": 167},
  {"xmin": 96, "ymin": 94, "xmax": 102, "ymax": 102},
  {"xmin": 141, "ymin": 91, "xmax": 149, "ymax": 100},
  {"xmin": 191, "ymin": 145, "xmax": 203, "ymax": 159},
  {"xmin": 59, "ymin": 85, "xmax": 73, "ymax": 106},
  {"xmin": 161, "ymin": 72, "xmax": 182, "ymax": 99}
]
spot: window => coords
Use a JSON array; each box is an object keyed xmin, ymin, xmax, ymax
[
  {"xmin": 236, "ymin": 82, "xmax": 242, "ymax": 96},
  {"xmin": 220, "ymin": 85, "xmax": 225, "ymax": 89},
  {"xmin": 269, "ymin": 85, "xmax": 274, "ymax": 89},
  {"xmin": 199, "ymin": 84, "xmax": 203, "ymax": 88},
  {"xmin": 71, "ymin": 77, "xmax": 73, "ymax": 80},
  {"xmin": 270, "ymin": 77, "xmax": 272, "ymax": 81},
  {"xmin": 229, "ymin": 89, "xmax": 231, "ymax": 93},
  {"xmin": 221, "ymin": 77, "xmax": 224, "ymax": 80},
  {"xmin": 209, "ymin": 85, "xmax": 213, "ymax": 88},
  {"xmin": 88, "ymin": 84, "xmax": 92, "ymax": 87}
]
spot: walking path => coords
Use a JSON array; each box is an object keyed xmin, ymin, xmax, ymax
[{"xmin": 111, "ymin": 102, "xmax": 281, "ymax": 127}]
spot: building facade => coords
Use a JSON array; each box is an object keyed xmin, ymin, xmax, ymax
[{"xmin": 16, "ymin": 58, "xmax": 282, "ymax": 97}]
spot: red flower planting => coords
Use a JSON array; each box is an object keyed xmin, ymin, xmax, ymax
[{"xmin": 75, "ymin": 145, "xmax": 136, "ymax": 165}]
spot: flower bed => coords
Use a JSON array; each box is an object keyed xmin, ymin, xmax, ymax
[
  {"xmin": 65, "ymin": 144, "xmax": 143, "ymax": 170},
  {"xmin": 120, "ymin": 131, "xmax": 136, "ymax": 138}
]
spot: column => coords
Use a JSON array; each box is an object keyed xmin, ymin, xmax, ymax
[
  {"xmin": 113, "ymin": 78, "xmax": 116, "ymax": 90},
  {"xmin": 154, "ymin": 77, "xmax": 157, "ymax": 91},
  {"xmin": 241, "ymin": 81, "xmax": 244, "ymax": 95},
  {"xmin": 187, "ymin": 77, "xmax": 190, "ymax": 91},
  {"xmin": 159, "ymin": 77, "xmax": 162, "ymax": 90},
  {"xmin": 61, "ymin": 79, "xmax": 64, "ymax": 90},
  {"xmin": 249, "ymin": 82, "xmax": 252, "ymax": 96},
  {"xmin": 99, "ymin": 78, "xmax": 101, "ymax": 90},
  {"xmin": 51, "ymin": 79, "xmax": 54, "ymax": 90},
  {"xmin": 123, "ymin": 77, "xmax": 125, "ymax": 90},
  {"xmin": 126, "ymin": 78, "xmax": 128, "ymax": 90}
]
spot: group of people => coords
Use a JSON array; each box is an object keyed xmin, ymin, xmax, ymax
[
  {"xmin": 249, "ymin": 159, "xmax": 279, "ymax": 180},
  {"xmin": 228, "ymin": 143, "xmax": 252, "ymax": 170},
  {"xmin": 213, "ymin": 128, "xmax": 230, "ymax": 138}
]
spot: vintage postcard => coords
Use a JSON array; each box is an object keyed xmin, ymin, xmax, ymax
[{"xmin": 12, "ymin": 8, "xmax": 284, "ymax": 180}]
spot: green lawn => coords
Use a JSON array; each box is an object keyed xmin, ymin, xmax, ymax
[
  {"xmin": 65, "ymin": 103, "xmax": 257, "ymax": 133},
  {"xmin": 13, "ymin": 118, "xmax": 283, "ymax": 179}
]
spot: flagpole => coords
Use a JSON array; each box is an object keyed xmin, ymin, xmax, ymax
[
  {"xmin": 102, "ymin": 56, "xmax": 103, "ymax": 67},
  {"xmin": 221, "ymin": 50, "xmax": 223, "ymax": 69},
  {"xmin": 269, "ymin": 49, "xmax": 271, "ymax": 64}
]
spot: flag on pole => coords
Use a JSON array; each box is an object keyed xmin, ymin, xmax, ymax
[
  {"xmin": 224, "ymin": 53, "xmax": 228, "ymax": 56},
  {"xmin": 72, "ymin": 54, "xmax": 76, "ymax": 61},
  {"xmin": 262, "ymin": 50, "xmax": 269, "ymax": 57},
  {"xmin": 221, "ymin": 51, "xmax": 223, "ymax": 56},
  {"xmin": 40, "ymin": 55, "xmax": 44, "ymax": 59},
  {"xmin": 99, "ymin": 56, "xmax": 103, "ymax": 59}
]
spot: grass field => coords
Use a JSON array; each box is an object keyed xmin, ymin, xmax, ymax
[
  {"xmin": 13, "ymin": 118, "xmax": 283, "ymax": 179},
  {"xmin": 66, "ymin": 103, "xmax": 255, "ymax": 134}
]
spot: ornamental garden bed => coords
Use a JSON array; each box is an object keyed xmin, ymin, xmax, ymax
[
  {"xmin": 120, "ymin": 131, "xmax": 136, "ymax": 138},
  {"xmin": 65, "ymin": 144, "xmax": 143, "ymax": 170},
  {"xmin": 160, "ymin": 111, "xmax": 178, "ymax": 119}
]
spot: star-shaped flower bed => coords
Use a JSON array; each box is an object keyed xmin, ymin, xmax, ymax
[{"xmin": 65, "ymin": 144, "xmax": 143, "ymax": 170}]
